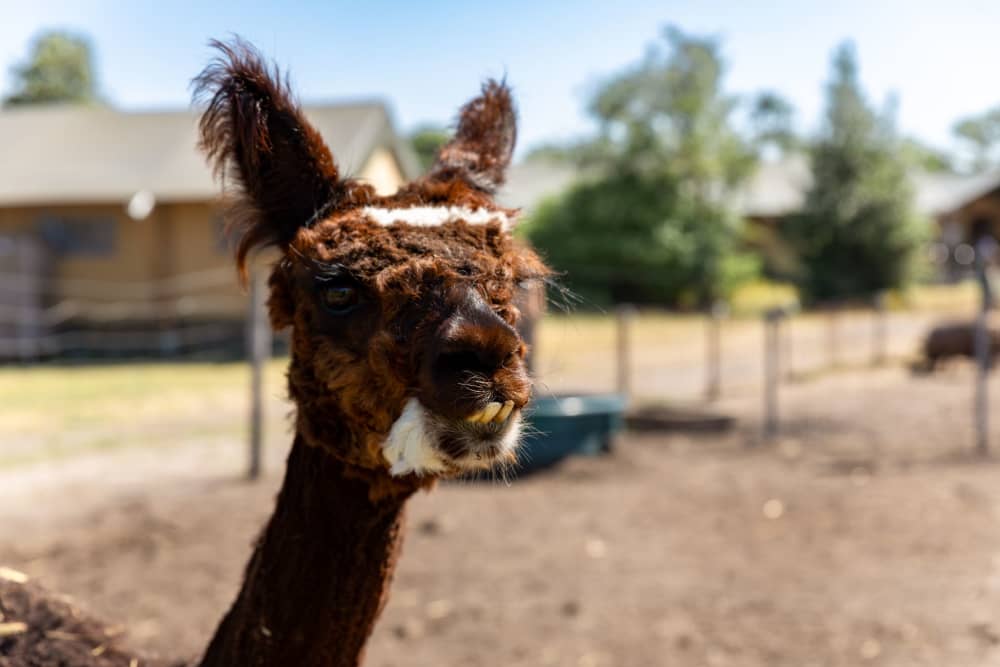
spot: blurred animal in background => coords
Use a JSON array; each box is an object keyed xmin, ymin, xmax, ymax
[
  {"xmin": 913, "ymin": 322, "xmax": 1000, "ymax": 373},
  {"xmin": 1, "ymin": 37, "xmax": 548, "ymax": 667}
]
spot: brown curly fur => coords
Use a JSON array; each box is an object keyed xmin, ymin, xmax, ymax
[
  {"xmin": 193, "ymin": 40, "xmax": 547, "ymax": 492},
  {"xmin": 192, "ymin": 37, "xmax": 378, "ymax": 284},
  {"xmin": 2, "ymin": 38, "xmax": 549, "ymax": 667},
  {"xmin": 193, "ymin": 37, "xmax": 549, "ymax": 666}
]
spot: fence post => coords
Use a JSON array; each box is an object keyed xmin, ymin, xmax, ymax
[
  {"xmin": 783, "ymin": 307, "xmax": 796, "ymax": 382},
  {"xmin": 872, "ymin": 290, "xmax": 888, "ymax": 366},
  {"xmin": 247, "ymin": 265, "xmax": 271, "ymax": 480},
  {"xmin": 763, "ymin": 307, "xmax": 783, "ymax": 442},
  {"xmin": 705, "ymin": 300, "xmax": 727, "ymax": 401},
  {"xmin": 516, "ymin": 280, "xmax": 545, "ymax": 377},
  {"xmin": 974, "ymin": 238, "xmax": 994, "ymax": 457},
  {"xmin": 616, "ymin": 304, "xmax": 636, "ymax": 403}
]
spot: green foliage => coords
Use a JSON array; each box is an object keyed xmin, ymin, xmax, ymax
[
  {"xmin": 523, "ymin": 172, "xmax": 758, "ymax": 308},
  {"xmin": 3, "ymin": 31, "xmax": 100, "ymax": 107},
  {"xmin": 408, "ymin": 125, "xmax": 450, "ymax": 171},
  {"xmin": 953, "ymin": 107, "xmax": 1000, "ymax": 172},
  {"xmin": 748, "ymin": 90, "xmax": 799, "ymax": 155},
  {"xmin": 523, "ymin": 142, "xmax": 583, "ymax": 164},
  {"xmin": 524, "ymin": 26, "xmax": 758, "ymax": 307},
  {"xmin": 586, "ymin": 26, "xmax": 757, "ymax": 189},
  {"xmin": 899, "ymin": 137, "xmax": 953, "ymax": 173},
  {"xmin": 742, "ymin": 221, "xmax": 803, "ymax": 283},
  {"xmin": 785, "ymin": 43, "xmax": 928, "ymax": 303}
]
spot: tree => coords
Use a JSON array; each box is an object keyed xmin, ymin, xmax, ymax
[
  {"xmin": 523, "ymin": 173, "xmax": 757, "ymax": 306},
  {"xmin": 953, "ymin": 108, "xmax": 1000, "ymax": 172},
  {"xmin": 899, "ymin": 137, "xmax": 953, "ymax": 173},
  {"xmin": 523, "ymin": 142, "xmax": 583, "ymax": 164},
  {"xmin": 785, "ymin": 43, "xmax": 926, "ymax": 302},
  {"xmin": 523, "ymin": 26, "xmax": 758, "ymax": 307},
  {"xmin": 748, "ymin": 90, "xmax": 799, "ymax": 156},
  {"xmin": 408, "ymin": 125, "xmax": 450, "ymax": 171},
  {"xmin": 586, "ymin": 26, "xmax": 756, "ymax": 190},
  {"xmin": 3, "ymin": 31, "xmax": 100, "ymax": 107}
]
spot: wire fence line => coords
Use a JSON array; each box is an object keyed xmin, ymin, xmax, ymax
[
  {"xmin": 0, "ymin": 264, "xmax": 255, "ymax": 361},
  {"xmin": 536, "ymin": 300, "xmax": 982, "ymax": 406},
  {"xmin": 0, "ymin": 266, "xmax": 236, "ymax": 299}
]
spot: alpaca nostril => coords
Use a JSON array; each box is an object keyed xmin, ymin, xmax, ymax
[
  {"xmin": 436, "ymin": 348, "xmax": 496, "ymax": 377},
  {"xmin": 435, "ymin": 335, "xmax": 521, "ymax": 377}
]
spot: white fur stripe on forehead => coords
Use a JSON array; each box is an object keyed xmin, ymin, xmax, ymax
[{"xmin": 360, "ymin": 205, "xmax": 515, "ymax": 230}]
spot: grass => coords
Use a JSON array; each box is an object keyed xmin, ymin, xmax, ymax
[
  {"xmin": 0, "ymin": 360, "xmax": 289, "ymax": 467},
  {"xmin": 896, "ymin": 280, "xmax": 981, "ymax": 312}
]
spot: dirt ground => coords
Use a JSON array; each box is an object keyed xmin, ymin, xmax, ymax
[{"xmin": 3, "ymin": 362, "xmax": 1000, "ymax": 666}]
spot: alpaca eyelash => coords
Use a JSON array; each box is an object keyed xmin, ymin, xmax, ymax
[{"xmin": 311, "ymin": 262, "xmax": 354, "ymax": 284}]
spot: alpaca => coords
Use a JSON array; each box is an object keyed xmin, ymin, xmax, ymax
[
  {"xmin": 914, "ymin": 321, "xmax": 999, "ymax": 372},
  {"xmin": 0, "ymin": 38, "xmax": 548, "ymax": 667}
]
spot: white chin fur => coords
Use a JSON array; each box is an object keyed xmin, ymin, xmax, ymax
[
  {"xmin": 381, "ymin": 398, "xmax": 449, "ymax": 477},
  {"xmin": 381, "ymin": 398, "xmax": 524, "ymax": 477}
]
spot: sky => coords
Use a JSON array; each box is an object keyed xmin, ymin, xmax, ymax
[{"xmin": 3, "ymin": 1, "xmax": 1000, "ymax": 160}]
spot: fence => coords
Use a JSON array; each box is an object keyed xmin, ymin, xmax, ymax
[
  {"xmin": 536, "ymin": 304, "xmax": 965, "ymax": 401},
  {"xmin": 535, "ymin": 287, "xmax": 991, "ymax": 454},
  {"xmin": 0, "ymin": 263, "xmax": 256, "ymax": 361},
  {"xmin": 2, "ymin": 256, "xmax": 994, "ymax": 474}
]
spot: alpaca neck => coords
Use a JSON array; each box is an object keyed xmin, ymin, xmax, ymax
[{"xmin": 198, "ymin": 435, "xmax": 413, "ymax": 667}]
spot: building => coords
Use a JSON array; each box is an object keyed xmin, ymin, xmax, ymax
[
  {"xmin": 733, "ymin": 155, "xmax": 1000, "ymax": 278},
  {"xmin": 0, "ymin": 102, "xmax": 421, "ymax": 358}
]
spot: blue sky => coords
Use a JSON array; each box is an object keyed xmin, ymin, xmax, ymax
[{"xmin": 3, "ymin": 1, "xmax": 1000, "ymax": 159}]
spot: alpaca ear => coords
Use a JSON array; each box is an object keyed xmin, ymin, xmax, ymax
[
  {"xmin": 193, "ymin": 38, "xmax": 344, "ymax": 279},
  {"xmin": 429, "ymin": 79, "xmax": 517, "ymax": 194}
]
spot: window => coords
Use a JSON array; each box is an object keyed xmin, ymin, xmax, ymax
[{"xmin": 38, "ymin": 216, "xmax": 117, "ymax": 256}]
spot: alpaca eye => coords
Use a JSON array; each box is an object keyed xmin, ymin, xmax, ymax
[{"xmin": 319, "ymin": 284, "xmax": 360, "ymax": 314}]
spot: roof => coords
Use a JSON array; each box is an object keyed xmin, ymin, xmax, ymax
[
  {"xmin": 497, "ymin": 160, "xmax": 580, "ymax": 216},
  {"xmin": 731, "ymin": 155, "xmax": 811, "ymax": 218},
  {"xmin": 734, "ymin": 154, "xmax": 1000, "ymax": 219},
  {"xmin": 910, "ymin": 169, "xmax": 1000, "ymax": 216},
  {"xmin": 0, "ymin": 102, "xmax": 422, "ymax": 207}
]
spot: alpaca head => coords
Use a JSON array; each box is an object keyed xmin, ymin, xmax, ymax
[{"xmin": 195, "ymin": 39, "xmax": 548, "ymax": 487}]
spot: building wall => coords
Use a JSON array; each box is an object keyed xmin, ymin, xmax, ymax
[
  {"xmin": 358, "ymin": 147, "xmax": 406, "ymax": 195},
  {"xmin": 950, "ymin": 190, "xmax": 1000, "ymax": 241},
  {"xmin": 0, "ymin": 146, "xmax": 410, "ymax": 323},
  {"xmin": 0, "ymin": 203, "xmax": 155, "ymax": 285}
]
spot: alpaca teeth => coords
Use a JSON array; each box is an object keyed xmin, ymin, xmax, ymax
[
  {"xmin": 465, "ymin": 400, "xmax": 516, "ymax": 424},
  {"xmin": 479, "ymin": 402, "xmax": 502, "ymax": 423},
  {"xmin": 495, "ymin": 400, "xmax": 514, "ymax": 423}
]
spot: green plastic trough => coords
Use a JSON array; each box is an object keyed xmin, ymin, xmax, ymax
[{"xmin": 519, "ymin": 393, "xmax": 627, "ymax": 473}]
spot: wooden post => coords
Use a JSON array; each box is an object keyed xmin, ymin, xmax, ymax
[
  {"xmin": 705, "ymin": 301, "xmax": 727, "ymax": 401},
  {"xmin": 872, "ymin": 291, "xmax": 888, "ymax": 366},
  {"xmin": 974, "ymin": 238, "xmax": 994, "ymax": 457},
  {"xmin": 151, "ymin": 205, "xmax": 179, "ymax": 357},
  {"xmin": 763, "ymin": 308, "xmax": 783, "ymax": 441},
  {"xmin": 783, "ymin": 309, "xmax": 795, "ymax": 382},
  {"xmin": 12, "ymin": 238, "xmax": 45, "ymax": 361},
  {"xmin": 515, "ymin": 280, "xmax": 546, "ymax": 377},
  {"xmin": 616, "ymin": 304, "xmax": 635, "ymax": 403},
  {"xmin": 247, "ymin": 265, "xmax": 271, "ymax": 480}
]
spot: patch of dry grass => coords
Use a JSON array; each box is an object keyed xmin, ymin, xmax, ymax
[{"xmin": 0, "ymin": 360, "xmax": 288, "ymax": 467}]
